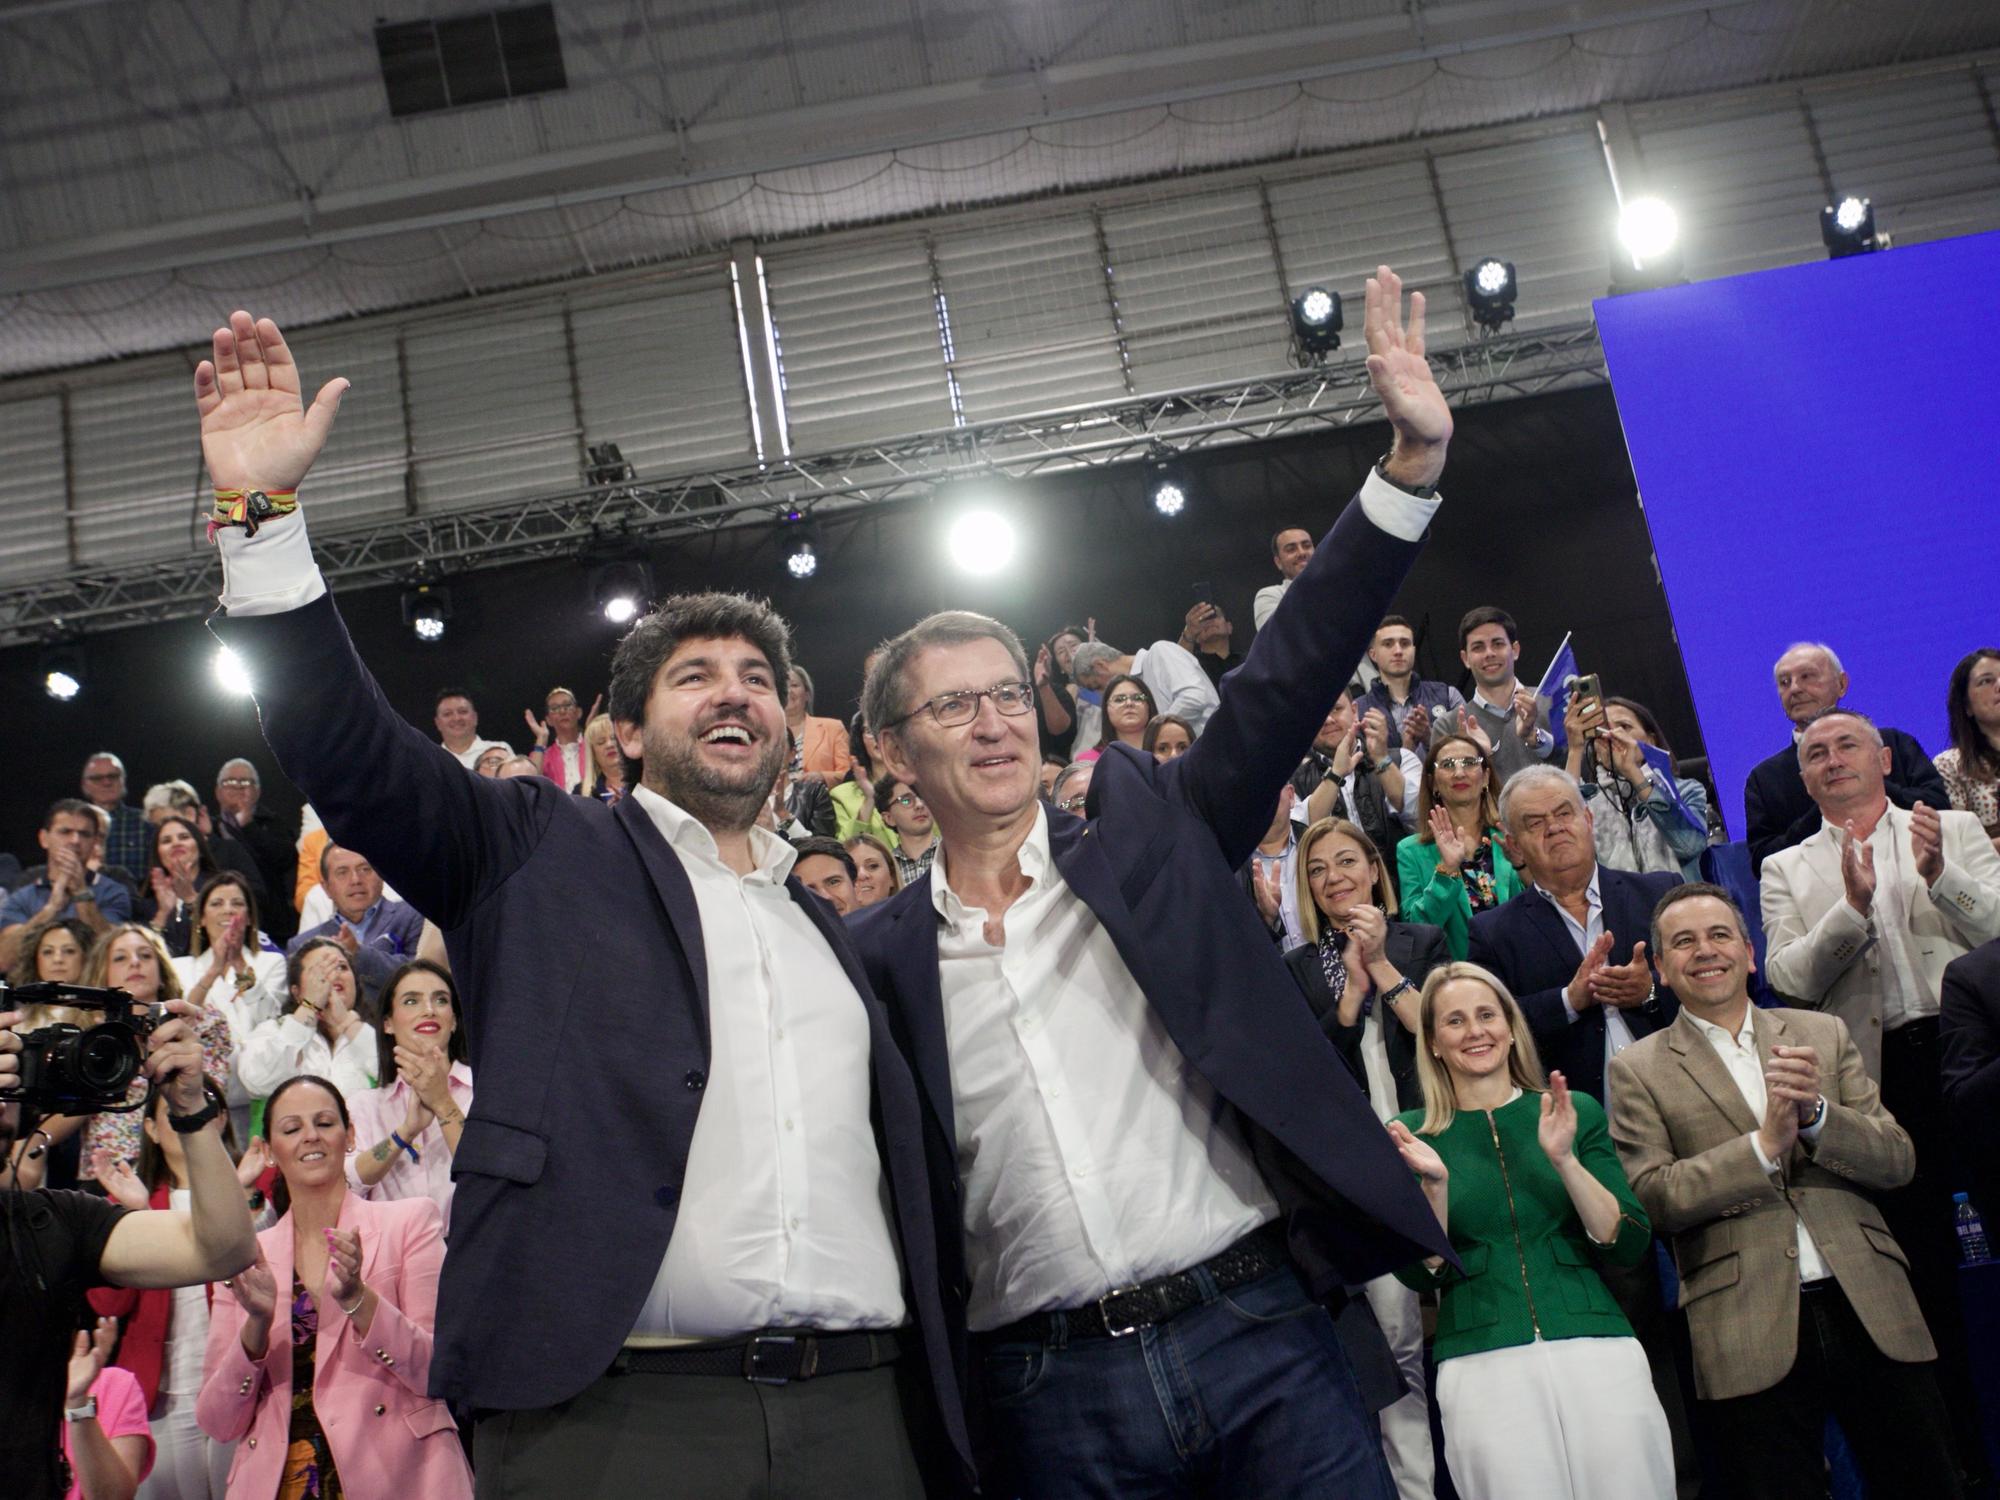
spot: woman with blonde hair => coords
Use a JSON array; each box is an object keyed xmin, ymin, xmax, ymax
[
  {"xmin": 1395, "ymin": 736, "xmax": 1522, "ymax": 958},
  {"xmin": 842, "ymin": 832, "xmax": 902, "ymax": 908},
  {"xmin": 1384, "ymin": 962, "xmax": 1669, "ymax": 1499},
  {"xmin": 583, "ymin": 712, "xmax": 625, "ymax": 803},
  {"xmin": 1281, "ymin": 817, "xmax": 1447, "ymax": 1498}
]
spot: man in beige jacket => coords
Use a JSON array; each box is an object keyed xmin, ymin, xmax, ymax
[{"xmin": 1610, "ymin": 883, "xmax": 1956, "ymax": 1499}]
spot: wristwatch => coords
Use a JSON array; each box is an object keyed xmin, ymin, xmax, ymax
[
  {"xmin": 167, "ymin": 1094, "xmax": 224, "ymax": 1134},
  {"xmin": 65, "ymin": 1396, "xmax": 98, "ymax": 1423}
]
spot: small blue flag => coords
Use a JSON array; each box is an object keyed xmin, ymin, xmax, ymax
[
  {"xmin": 1638, "ymin": 739, "xmax": 1701, "ymax": 829},
  {"xmin": 1534, "ymin": 633, "xmax": 1579, "ymax": 751}
]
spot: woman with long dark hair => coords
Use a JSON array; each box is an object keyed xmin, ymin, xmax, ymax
[
  {"xmin": 172, "ymin": 873, "xmax": 288, "ymax": 1145},
  {"xmin": 197, "ymin": 1075, "xmax": 472, "ymax": 1499},
  {"xmin": 144, "ymin": 815, "xmax": 223, "ymax": 958},
  {"xmin": 1563, "ymin": 694, "xmax": 1710, "ymax": 880},
  {"xmin": 1937, "ymin": 647, "xmax": 2000, "ymax": 856},
  {"xmin": 1033, "ymin": 623, "xmax": 1102, "ymax": 762},
  {"xmin": 1395, "ymin": 736, "xmax": 1522, "ymax": 958},
  {"xmin": 234, "ymin": 939, "xmax": 378, "ymax": 1110},
  {"xmin": 343, "ymin": 961, "xmax": 472, "ymax": 1229},
  {"xmin": 1082, "ymin": 673, "xmax": 1159, "ymax": 761}
]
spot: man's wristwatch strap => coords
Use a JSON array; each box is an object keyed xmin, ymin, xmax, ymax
[{"xmin": 167, "ymin": 1095, "xmax": 224, "ymax": 1134}]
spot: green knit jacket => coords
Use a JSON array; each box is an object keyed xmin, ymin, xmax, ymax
[
  {"xmin": 1394, "ymin": 830, "xmax": 1524, "ymax": 959},
  {"xmin": 1394, "ymin": 1090, "xmax": 1651, "ymax": 1362}
]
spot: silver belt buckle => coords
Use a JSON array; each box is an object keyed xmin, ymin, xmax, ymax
[{"xmin": 1098, "ymin": 1286, "xmax": 1145, "ymax": 1338}]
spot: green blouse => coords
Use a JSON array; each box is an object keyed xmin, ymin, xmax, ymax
[
  {"xmin": 1395, "ymin": 828, "xmax": 1524, "ymax": 959},
  {"xmin": 1394, "ymin": 1090, "xmax": 1651, "ymax": 1363}
]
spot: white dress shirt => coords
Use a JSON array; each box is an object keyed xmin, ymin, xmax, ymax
[
  {"xmin": 628, "ymin": 785, "xmax": 907, "ymax": 1339},
  {"xmin": 1130, "ymin": 639, "xmax": 1222, "ymax": 735},
  {"xmin": 345, "ymin": 1061, "xmax": 476, "ymax": 1232},
  {"xmin": 234, "ymin": 1011, "xmax": 380, "ymax": 1102},
  {"xmin": 932, "ymin": 806, "xmax": 1278, "ymax": 1331},
  {"xmin": 1252, "ymin": 579, "xmax": 1290, "ymax": 630},
  {"xmin": 1834, "ymin": 815, "xmax": 1931, "ymax": 1029},
  {"xmin": 1686, "ymin": 1009, "xmax": 1830, "ymax": 1282},
  {"xmin": 1540, "ymin": 866, "xmax": 1641, "ymax": 1071},
  {"xmin": 215, "ymin": 515, "xmax": 907, "ymax": 1339}
]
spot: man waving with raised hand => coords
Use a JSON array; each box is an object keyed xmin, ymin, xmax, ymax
[
  {"xmin": 848, "ymin": 267, "xmax": 1457, "ymax": 1499},
  {"xmin": 190, "ymin": 312, "xmax": 972, "ymax": 1499}
]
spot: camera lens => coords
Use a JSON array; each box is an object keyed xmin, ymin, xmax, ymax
[{"xmin": 75, "ymin": 1025, "xmax": 141, "ymax": 1095}]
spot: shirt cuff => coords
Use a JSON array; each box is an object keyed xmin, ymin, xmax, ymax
[
  {"xmin": 217, "ymin": 512, "xmax": 328, "ymax": 616},
  {"xmin": 1356, "ymin": 468, "xmax": 1442, "ymax": 543},
  {"xmin": 1562, "ymin": 994, "xmax": 1582, "ymax": 1025},
  {"xmin": 1748, "ymin": 1130, "xmax": 1780, "ymax": 1175},
  {"xmin": 1801, "ymin": 1105, "xmax": 1827, "ymax": 1144}
]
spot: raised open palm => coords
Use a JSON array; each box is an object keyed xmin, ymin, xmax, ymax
[
  {"xmin": 1362, "ymin": 266, "xmax": 1453, "ymax": 461},
  {"xmin": 193, "ymin": 312, "xmax": 348, "ymax": 495}
]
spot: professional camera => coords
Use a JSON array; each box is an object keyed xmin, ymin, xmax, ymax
[{"xmin": 0, "ymin": 982, "xmax": 160, "ymax": 1118}]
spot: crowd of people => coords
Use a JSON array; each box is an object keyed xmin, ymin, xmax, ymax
[{"xmin": 5, "ymin": 276, "xmax": 2000, "ymax": 1500}]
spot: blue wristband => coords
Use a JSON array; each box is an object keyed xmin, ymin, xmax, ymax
[{"xmin": 390, "ymin": 1130, "xmax": 421, "ymax": 1165}]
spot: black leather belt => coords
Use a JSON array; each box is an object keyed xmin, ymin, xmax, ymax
[
  {"xmin": 981, "ymin": 1222, "xmax": 1290, "ymax": 1345},
  {"xmin": 616, "ymin": 1329, "xmax": 901, "ymax": 1385}
]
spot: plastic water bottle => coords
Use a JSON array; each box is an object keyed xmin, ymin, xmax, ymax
[{"xmin": 1955, "ymin": 1193, "xmax": 1991, "ymax": 1265}]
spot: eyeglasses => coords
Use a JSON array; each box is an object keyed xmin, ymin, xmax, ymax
[
  {"xmin": 1057, "ymin": 793, "xmax": 1090, "ymax": 812},
  {"xmin": 1107, "ymin": 694, "xmax": 1150, "ymax": 707},
  {"xmin": 1434, "ymin": 756, "xmax": 1484, "ymax": 772},
  {"xmin": 217, "ymin": 777, "xmax": 257, "ymax": 790},
  {"xmin": 83, "ymin": 772, "xmax": 122, "ymax": 783},
  {"xmin": 883, "ymin": 680, "xmax": 1035, "ymax": 730},
  {"xmin": 890, "ymin": 793, "xmax": 922, "ymax": 808}
]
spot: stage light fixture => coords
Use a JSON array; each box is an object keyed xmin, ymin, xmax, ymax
[
  {"xmin": 214, "ymin": 645, "xmax": 255, "ymax": 697},
  {"xmin": 780, "ymin": 512, "xmax": 822, "ymax": 581},
  {"xmin": 400, "ymin": 583, "xmax": 452, "ymax": 643},
  {"xmin": 40, "ymin": 643, "xmax": 84, "ymax": 702},
  {"xmin": 1465, "ymin": 259, "xmax": 1517, "ymax": 331},
  {"xmin": 1821, "ymin": 195, "xmax": 1882, "ymax": 258},
  {"xmin": 1289, "ymin": 287, "xmax": 1343, "ymax": 363},
  {"xmin": 946, "ymin": 509, "xmax": 1016, "ymax": 576},
  {"xmin": 785, "ymin": 540, "xmax": 818, "ymax": 580},
  {"xmin": 589, "ymin": 559, "xmax": 653, "ymax": 625},
  {"xmin": 585, "ymin": 442, "xmax": 634, "ymax": 487},
  {"xmin": 1610, "ymin": 197, "xmax": 1686, "ymax": 293},
  {"xmin": 1147, "ymin": 459, "xmax": 1196, "ymax": 519}
]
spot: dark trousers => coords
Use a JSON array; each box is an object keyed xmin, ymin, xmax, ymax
[
  {"xmin": 471, "ymin": 1358, "xmax": 925, "ymax": 1500},
  {"xmin": 1881, "ymin": 1016, "xmax": 1988, "ymax": 1484},
  {"xmin": 1702, "ymin": 1280, "xmax": 1961, "ymax": 1500},
  {"xmin": 972, "ymin": 1264, "xmax": 1394, "ymax": 1500}
]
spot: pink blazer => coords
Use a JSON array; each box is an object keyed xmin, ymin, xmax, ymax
[{"xmin": 197, "ymin": 1194, "xmax": 471, "ymax": 1500}]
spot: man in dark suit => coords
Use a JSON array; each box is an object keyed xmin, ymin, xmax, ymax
[
  {"xmin": 1466, "ymin": 762, "xmax": 1695, "ymax": 1490},
  {"xmin": 191, "ymin": 311, "xmax": 970, "ymax": 1498},
  {"xmin": 1941, "ymin": 936, "xmax": 2000, "ymax": 1223},
  {"xmin": 848, "ymin": 268, "xmax": 1453, "ymax": 1498},
  {"xmin": 1744, "ymin": 642, "xmax": 1950, "ymax": 872},
  {"xmin": 1468, "ymin": 764, "xmax": 1681, "ymax": 1103}
]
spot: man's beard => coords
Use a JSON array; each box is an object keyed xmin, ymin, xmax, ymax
[{"xmin": 642, "ymin": 722, "xmax": 786, "ymax": 834}]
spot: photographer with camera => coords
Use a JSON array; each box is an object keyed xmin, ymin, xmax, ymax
[{"xmin": 1, "ymin": 992, "xmax": 259, "ymax": 1500}]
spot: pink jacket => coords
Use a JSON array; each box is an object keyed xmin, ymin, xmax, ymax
[{"xmin": 197, "ymin": 1194, "xmax": 471, "ymax": 1500}]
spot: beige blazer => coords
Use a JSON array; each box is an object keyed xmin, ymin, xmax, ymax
[
  {"xmin": 1608, "ymin": 1006, "xmax": 1932, "ymax": 1400},
  {"xmin": 1760, "ymin": 804, "xmax": 2000, "ymax": 1077}
]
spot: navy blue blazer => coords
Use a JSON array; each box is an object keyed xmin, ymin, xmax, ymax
[
  {"xmin": 849, "ymin": 492, "xmax": 1457, "ymax": 1327},
  {"xmin": 209, "ymin": 595, "xmax": 971, "ymax": 1478},
  {"xmin": 1466, "ymin": 864, "xmax": 1682, "ymax": 1102}
]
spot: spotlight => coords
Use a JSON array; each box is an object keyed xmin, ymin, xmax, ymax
[
  {"xmin": 1465, "ymin": 258, "xmax": 1517, "ymax": 331},
  {"xmin": 1821, "ymin": 195, "xmax": 1882, "ymax": 258},
  {"xmin": 1289, "ymin": 287, "xmax": 1342, "ymax": 363},
  {"xmin": 1147, "ymin": 459, "xmax": 1196, "ymax": 519},
  {"xmin": 585, "ymin": 442, "xmax": 634, "ymax": 487},
  {"xmin": 214, "ymin": 645, "xmax": 254, "ymax": 697},
  {"xmin": 400, "ymin": 583, "xmax": 452, "ymax": 643},
  {"xmin": 1610, "ymin": 197, "xmax": 1685, "ymax": 293},
  {"xmin": 946, "ymin": 509, "xmax": 1016, "ymax": 576},
  {"xmin": 589, "ymin": 559, "xmax": 653, "ymax": 625},
  {"xmin": 781, "ymin": 514, "xmax": 822, "ymax": 581},
  {"xmin": 40, "ymin": 643, "xmax": 84, "ymax": 701}
]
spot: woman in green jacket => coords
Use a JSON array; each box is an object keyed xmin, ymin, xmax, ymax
[
  {"xmin": 1395, "ymin": 735, "xmax": 1522, "ymax": 957},
  {"xmin": 1385, "ymin": 961, "xmax": 1671, "ymax": 1500}
]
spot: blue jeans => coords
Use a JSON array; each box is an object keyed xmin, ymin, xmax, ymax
[{"xmin": 973, "ymin": 1264, "xmax": 1396, "ymax": 1499}]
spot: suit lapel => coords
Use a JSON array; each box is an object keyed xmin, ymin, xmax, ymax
[
  {"xmin": 614, "ymin": 794, "xmax": 712, "ymax": 1053},
  {"xmin": 1048, "ymin": 814, "xmax": 1170, "ymax": 1002},
  {"xmin": 1521, "ymin": 886, "xmax": 1586, "ymax": 971},
  {"xmin": 883, "ymin": 888, "xmax": 957, "ymax": 1144},
  {"xmin": 1667, "ymin": 1009, "xmax": 1761, "ymax": 1137}
]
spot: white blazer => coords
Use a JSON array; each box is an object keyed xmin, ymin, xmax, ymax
[{"xmin": 1761, "ymin": 804, "xmax": 2000, "ymax": 1077}]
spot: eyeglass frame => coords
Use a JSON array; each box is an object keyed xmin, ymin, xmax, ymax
[
  {"xmin": 880, "ymin": 680, "xmax": 1036, "ymax": 731},
  {"xmin": 1433, "ymin": 755, "xmax": 1486, "ymax": 773}
]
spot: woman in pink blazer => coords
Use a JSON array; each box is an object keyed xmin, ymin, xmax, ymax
[{"xmin": 197, "ymin": 1074, "xmax": 471, "ymax": 1500}]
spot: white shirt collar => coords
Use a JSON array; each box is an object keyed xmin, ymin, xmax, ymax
[
  {"xmin": 1531, "ymin": 862, "xmax": 1601, "ymax": 911},
  {"xmin": 1470, "ymin": 682, "xmax": 1518, "ymax": 716},
  {"xmin": 930, "ymin": 803, "xmax": 1051, "ymax": 921},
  {"xmin": 1686, "ymin": 1005, "xmax": 1757, "ymax": 1051},
  {"xmin": 632, "ymin": 783, "xmax": 797, "ymax": 882}
]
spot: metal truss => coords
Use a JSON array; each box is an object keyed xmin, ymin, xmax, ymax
[{"xmin": 3, "ymin": 320, "xmax": 1606, "ymax": 648}]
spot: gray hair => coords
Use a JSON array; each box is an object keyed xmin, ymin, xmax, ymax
[
  {"xmin": 217, "ymin": 759, "xmax": 261, "ymax": 787},
  {"xmin": 1052, "ymin": 761, "xmax": 1093, "ymax": 802},
  {"xmin": 788, "ymin": 665, "xmax": 815, "ymax": 713},
  {"xmin": 1797, "ymin": 706, "xmax": 1883, "ymax": 757},
  {"xmin": 1066, "ymin": 641, "xmax": 1121, "ymax": 684},
  {"xmin": 142, "ymin": 779, "xmax": 201, "ymax": 814},
  {"xmin": 1497, "ymin": 763, "xmax": 1585, "ymax": 830},
  {"xmin": 83, "ymin": 751, "xmax": 126, "ymax": 775},
  {"xmin": 863, "ymin": 611, "xmax": 1030, "ymax": 737},
  {"xmin": 1772, "ymin": 641, "xmax": 1844, "ymax": 680}
]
